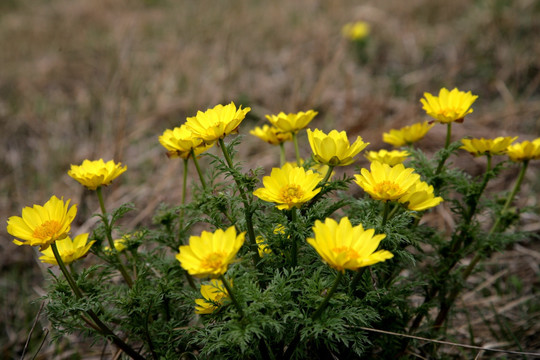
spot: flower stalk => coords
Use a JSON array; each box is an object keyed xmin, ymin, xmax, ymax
[
  {"xmin": 190, "ymin": 149, "xmax": 208, "ymax": 190},
  {"xmin": 291, "ymin": 132, "xmax": 302, "ymax": 166},
  {"xmin": 219, "ymin": 275, "xmax": 245, "ymax": 318}
]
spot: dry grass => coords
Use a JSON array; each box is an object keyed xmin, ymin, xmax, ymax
[{"xmin": 1, "ymin": 0, "xmax": 540, "ymax": 358}]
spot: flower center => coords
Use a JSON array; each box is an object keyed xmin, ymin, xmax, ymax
[
  {"xmin": 279, "ymin": 185, "xmax": 304, "ymax": 204},
  {"xmin": 32, "ymin": 220, "xmax": 62, "ymax": 241},
  {"xmin": 332, "ymin": 246, "xmax": 359, "ymax": 260},
  {"xmin": 373, "ymin": 181, "xmax": 403, "ymax": 198},
  {"xmin": 202, "ymin": 252, "xmax": 225, "ymax": 270}
]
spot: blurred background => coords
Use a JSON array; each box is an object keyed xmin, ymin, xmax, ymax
[{"xmin": 1, "ymin": 0, "xmax": 539, "ymax": 358}]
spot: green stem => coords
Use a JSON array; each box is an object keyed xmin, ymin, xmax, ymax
[
  {"xmin": 292, "ymin": 132, "xmax": 302, "ymax": 166},
  {"xmin": 178, "ymin": 158, "xmax": 189, "ymax": 237},
  {"xmin": 349, "ymin": 267, "xmax": 366, "ymax": 295},
  {"xmin": 190, "ymin": 149, "xmax": 207, "ymax": 190},
  {"xmin": 435, "ymin": 123, "xmax": 452, "ymax": 175},
  {"xmin": 219, "ymin": 275, "xmax": 245, "ymax": 318},
  {"xmin": 96, "ymin": 187, "xmax": 133, "ymax": 288},
  {"xmin": 319, "ymin": 165, "xmax": 334, "ymax": 187},
  {"xmin": 290, "ymin": 209, "xmax": 299, "ymax": 267},
  {"xmin": 381, "ymin": 201, "xmax": 391, "ymax": 227},
  {"xmin": 51, "ymin": 243, "xmax": 84, "ymax": 299},
  {"xmin": 279, "ymin": 143, "xmax": 286, "ymax": 166}
]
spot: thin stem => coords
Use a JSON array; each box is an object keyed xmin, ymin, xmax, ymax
[
  {"xmin": 349, "ymin": 268, "xmax": 366, "ymax": 295},
  {"xmin": 51, "ymin": 243, "xmax": 84, "ymax": 299},
  {"xmin": 435, "ymin": 123, "xmax": 452, "ymax": 175},
  {"xmin": 190, "ymin": 149, "xmax": 207, "ymax": 190},
  {"xmin": 96, "ymin": 187, "xmax": 133, "ymax": 288},
  {"xmin": 290, "ymin": 209, "xmax": 298, "ymax": 267},
  {"xmin": 178, "ymin": 158, "xmax": 189, "ymax": 237},
  {"xmin": 291, "ymin": 132, "xmax": 302, "ymax": 166},
  {"xmin": 219, "ymin": 275, "xmax": 245, "ymax": 318},
  {"xmin": 279, "ymin": 143, "xmax": 286, "ymax": 166},
  {"xmin": 319, "ymin": 165, "xmax": 334, "ymax": 187},
  {"xmin": 381, "ymin": 201, "xmax": 391, "ymax": 227}
]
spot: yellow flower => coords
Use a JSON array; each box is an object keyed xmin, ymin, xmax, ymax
[
  {"xmin": 506, "ymin": 138, "xmax": 540, "ymax": 162},
  {"xmin": 39, "ymin": 233, "xmax": 95, "ymax": 265},
  {"xmin": 159, "ymin": 125, "xmax": 214, "ymax": 159},
  {"xmin": 256, "ymin": 236, "xmax": 273, "ymax": 257},
  {"xmin": 307, "ymin": 129, "xmax": 369, "ymax": 166},
  {"xmin": 365, "ymin": 149, "xmax": 410, "ymax": 166},
  {"xmin": 354, "ymin": 162, "xmax": 421, "ymax": 201},
  {"xmin": 104, "ymin": 238, "xmax": 127, "ymax": 253},
  {"xmin": 341, "ymin": 21, "xmax": 370, "ymax": 41},
  {"xmin": 68, "ymin": 159, "xmax": 127, "ymax": 191},
  {"xmin": 420, "ymin": 87, "xmax": 478, "ymax": 123},
  {"xmin": 250, "ymin": 125, "xmax": 292, "ymax": 145},
  {"xmin": 398, "ymin": 180, "xmax": 443, "ymax": 211},
  {"xmin": 7, "ymin": 196, "xmax": 77, "ymax": 250},
  {"xmin": 185, "ymin": 102, "xmax": 250, "ymax": 144},
  {"xmin": 307, "ymin": 217, "xmax": 393, "ymax": 273},
  {"xmin": 195, "ymin": 279, "xmax": 230, "ymax": 314},
  {"xmin": 176, "ymin": 226, "xmax": 245, "ymax": 278},
  {"xmin": 460, "ymin": 136, "xmax": 517, "ymax": 157},
  {"xmin": 253, "ymin": 163, "xmax": 323, "ymax": 210},
  {"xmin": 284, "ymin": 160, "xmax": 334, "ymax": 180},
  {"xmin": 382, "ymin": 121, "xmax": 434, "ymax": 147},
  {"xmin": 265, "ymin": 110, "xmax": 318, "ymax": 134}
]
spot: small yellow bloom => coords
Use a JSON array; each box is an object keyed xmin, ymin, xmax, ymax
[
  {"xmin": 398, "ymin": 180, "xmax": 443, "ymax": 211},
  {"xmin": 253, "ymin": 163, "xmax": 323, "ymax": 210},
  {"xmin": 195, "ymin": 279, "xmax": 230, "ymax": 314},
  {"xmin": 159, "ymin": 125, "xmax": 214, "ymax": 159},
  {"xmin": 39, "ymin": 233, "xmax": 95, "ymax": 265},
  {"xmin": 307, "ymin": 129, "xmax": 369, "ymax": 166},
  {"xmin": 176, "ymin": 226, "xmax": 245, "ymax": 278},
  {"xmin": 265, "ymin": 110, "xmax": 318, "ymax": 134},
  {"xmin": 185, "ymin": 102, "xmax": 250, "ymax": 144},
  {"xmin": 341, "ymin": 21, "xmax": 370, "ymax": 41},
  {"xmin": 420, "ymin": 88, "xmax": 478, "ymax": 123},
  {"xmin": 506, "ymin": 138, "xmax": 540, "ymax": 162},
  {"xmin": 250, "ymin": 125, "xmax": 292, "ymax": 145},
  {"xmin": 365, "ymin": 149, "xmax": 410, "ymax": 166},
  {"xmin": 354, "ymin": 162, "xmax": 420, "ymax": 201},
  {"xmin": 8, "ymin": 196, "xmax": 77, "ymax": 250},
  {"xmin": 460, "ymin": 136, "xmax": 517, "ymax": 157},
  {"xmin": 307, "ymin": 217, "xmax": 393, "ymax": 273},
  {"xmin": 284, "ymin": 160, "xmax": 334, "ymax": 180},
  {"xmin": 68, "ymin": 159, "xmax": 127, "ymax": 191},
  {"xmin": 382, "ymin": 121, "xmax": 434, "ymax": 147},
  {"xmin": 256, "ymin": 236, "xmax": 273, "ymax": 257},
  {"xmin": 104, "ymin": 238, "xmax": 127, "ymax": 253}
]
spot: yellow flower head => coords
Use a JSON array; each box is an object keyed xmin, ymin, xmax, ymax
[
  {"xmin": 506, "ymin": 138, "xmax": 540, "ymax": 162},
  {"xmin": 365, "ymin": 149, "xmax": 410, "ymax": 166},
  {"xmin": 253, "ymin": 163, "xmax": 324, "ymax": 210},
  {"xmin": 68, "ymin": 159, "xmax": 127, "ymax": 191},
  {"xmin": 420, "ymin": 87, "xmax": 478, "ymax": 124},
  {"xmin": 185, "ymin": 102, "xmax": 250, "ymax": 144},
  {"xmin": 7, "ymin": 196, "xmax": 77, "ymax": 250},
  {"xmin": 250, "ymin": 125, "xmax": 292, "ymax": 145},
  {"xmin": 354, "ymin": 162, "xmax": 421, "ymax": 201},
  {"xmin": 398, "ymin": 180, "xmax": 443, "ymax": 211},
  {"xmin": 341, "ymin": 21, "xmax": 370, "ymax": 41},
  {"xmin": 195, "ymin": 279, "xmax": 230, "ymax": 314},
  {"xmin": 383, "ymin": 121, "xmax": 434, "ymax": 147},
  {"xmin": 460, "ymin": 136, "xmax": 517, "ymax": 157},
  {"xmin": 39, "ymin": 233, "xmax": 95, "ymax": 265},
  {"xmin": 307, "ymin": 217, "xmax": 393, "ymax": 273},
  {"xmin": 307, "ymin": 129, "xmax": 369, "ymax": 166},
  {"xmin": 256, "ymin": 236, "xmax": 273, "ymax": 257},
  {"xmin": 176, "ymin": 226, "xmax": 245, "ymax": 278},
  {"xmin": 265, "ymin": 110, "xmax": 318, "ymax": 134},
  {"xmin": 159, "ymin": 125, "xmax": 214, "ymax": 159},
  {"xmin": 104, "ymin": 238, "xmax": 128, "ymax": 253}
]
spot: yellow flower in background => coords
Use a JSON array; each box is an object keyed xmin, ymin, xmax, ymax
[
  {"xmin": 284, "ymin": 160, "xmax": 334, "ymax": 180},
  {"xmin": 195, "ymin": 279, "xmax": 230, "ymax": 314},
  {"xmin": 8, "ymin": 196, "xmax": 77, "ymax": 250},
  {"xmin": 398, "ymin": 180, "xmax": 443, "ymax": 211},
  {"xmin": 354, "ymin": 162, "xmax": 420, "ymax": 201},
  {"xmin": 176, "ymin": 226, "xmax": 245, "ymax": 278},
  {"xmin": 341, "ymin": 21, "xmax": 370, "ymax": 41},
  {"xmin": 39, "ymin": 233, "xmax": 95, "ymax": 265},
  {"xmin": 307, "ymin": 129, "xmax": 369, "ymax": 166},
  {"xmin": 420, "ymin": 88, "xmax": 478, "ymax": 123},
  {"xmin": 159, "ymin": 125, "xmax": 214, "ymax": 159},
  {"xmin": 307, "ymin": 217, "xmax": 393, "ymax": 273},
  {"xmin": 250, "ymin": 125, "xmax": 292, "ymax": 145},
  {"xmin": 253, "ymin": 163, "xmax": 323, "ymax": 210},
  {"xmin": 256, "ymin": 236, "xmax": 273, "ymax": 257},
  {"xmin": 104, "ymin": 238, "xmax": 127, "ymax": 253},
  {"xmin": 365, "ymin": 149, "xmax": 410, "ymax": 166},
  {"xmin": 265, "ymin": 110, "xmax": 318, "ymax": 134},
  {"xmin": 185, "ymin": 102, "xmax": 251, "ymax": 144},
  {"xmin": 383, "ymin": 121, "xmax": 434, "ymax": 147},
  {"xmin": 68, "ymin": 159, "xmax": 127, "ymax": 191},
  {"xmin": 460, "ymin": 136, "xmax": 517, "ymax": 157},
  {"xmin": 506, "ymin": 138, "xmax": 540, "ymax": 162}
]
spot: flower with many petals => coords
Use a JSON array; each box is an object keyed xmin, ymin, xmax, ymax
[
  {"xmin": 460, "ymin": 136, "xmax": 517, "ymax": 157},
  {"xmin": 185, "ymin": 102, "xmax": 251, "ymax": 144},
  {"xmin": 7, "ymin": 196, "xmax": 77, "ymax": 250},
  {"xmin": 383, "ymin": 121, "xmax": 434, "ymax": 147},
  {"xmin": 420, "ymin": 88, "xmax": 478, "ymax": 123},
  {"xmin": 265, "ymin": 110, "xmax": 318, "ymax": 134},
  {"xmin": 399, "ymin": 181, "xmax": 443, "ymax": 211},
  {"xmin": 195, "ymin": 279, "xmax": 230, "ymax": 314},
  {"xmin": 253, "ymin": 163, "xmax": 323, "ymax": 210},
  {"xmin": 506, "ymin": 138, "xmax": 540, "ymax": 162},
  {"xmin": 341, "ymin": 21, "xmax": 370, "ymax": 41},
  {"xmin": 365, "ymin": 149, "xmax": 410, "ymax": 166},
  {"xmin": 307, "ymin": 217, "xmax": 393, "ymax": 273},
  {"xmin": 176, "ymin": 226, "xmax": 245, "ymax": 278},
  {"xmin": 354, "ymin": 162, "xmax": 420, "ymax": 201},
  {"xmin": 68, "ymin": 159, "xmax": 127, "ymax": 191},
  {"xmin": 39, "ymin": 233, "xmax": 95, "ymax": 265},
  {"xmin": 307, "ymin": 129, "xmax": 369, "ymax": 166},
  {"xmin": 250, "ymin": 125, "xmax": 292, "ymax": 145},
  {"xmin": 159, "ymin": 125, "xmax": 213, "ymax": 159}
]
